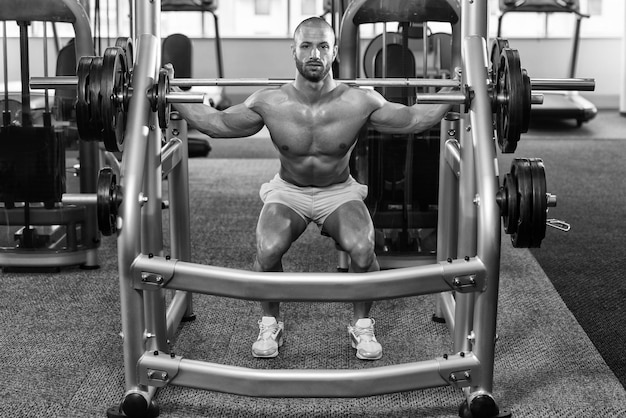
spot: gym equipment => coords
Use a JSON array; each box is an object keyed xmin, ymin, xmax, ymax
[
  {"xmin": 497, "ymin": 158, "xmax": 556, "ymax": 248},
  {"xmin": 37, "ymin": 45, "xmax": 205, "ymax": 152},
  {"xmin": 31, "ymin": 66, "xmax": 592, "ymax": 154},
  {"xmin": 31, "ymin": 1, "xmax": 594, "ymax": 416},
  {"xmin": 0, "ymin": 0, "xmax": 101, "ymax": 270},
  {"xmin": 62, "ymin": 167, "xmax": 123, "ymax": 236},
  {"xmin": 496, "ymin": 0, "xmax": 597, "ymax": 126}
]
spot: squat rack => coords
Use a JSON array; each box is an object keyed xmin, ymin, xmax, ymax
[{"xmin": 114, "ymin": 0, "xmax": 498, "ymax": 416}]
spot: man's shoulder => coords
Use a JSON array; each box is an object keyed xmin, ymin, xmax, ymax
[
  {"xmin": 246, "ymin": 86, "xmax": 290, "ymax": 107},
  {"xmin": 338, "ymin": 84, "xmax": 385, "ymax": 108}
]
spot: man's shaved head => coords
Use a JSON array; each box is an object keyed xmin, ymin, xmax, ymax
[{"xmin": 293, "ymin": 17, "xmax": 336, "ymax": 45}]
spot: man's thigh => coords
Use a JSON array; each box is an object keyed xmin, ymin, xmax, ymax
[
  {"xmin": 257, "ymin": 202, "xmax": 308, "ymax": 246},
  {"xmin": 322, "ymin": 200, "xmax": 375, "ymax": 249}
]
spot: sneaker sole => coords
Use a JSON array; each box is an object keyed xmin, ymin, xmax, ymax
[
  {"xmin": 252, "ymin": 336, "xmax": 284, "ymax": 358},
  {"xmin": 351, "ymin": 337, "xmax": 382, "ymax": 360}
]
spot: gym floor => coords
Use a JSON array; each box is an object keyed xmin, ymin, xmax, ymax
[{"xmin": 0, "ymin": 110, "xmax": 625, "ymax": 417}]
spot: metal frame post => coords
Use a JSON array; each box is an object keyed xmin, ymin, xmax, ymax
[{"xmin": 117, "ymin": 32, "xmax": 159, "ymax": 403}]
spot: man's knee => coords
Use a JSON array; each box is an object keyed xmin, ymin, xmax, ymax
[
  {"xmin": 256, "ymin": 235, "xmax": 291, "ymax": 271},
  {"xmin": 344, "ymin": 236, "xmax": 376, "ymax": 271}
]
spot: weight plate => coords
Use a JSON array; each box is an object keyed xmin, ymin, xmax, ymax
[
  {"xmin": 502, "ymin": 172, "xmax": 519, "ymax": 234},
  {"xmin": 511, "ymin": 158, "xmax": 532, "ymax": 248},
  {"xmin": 101, "ymin": 46, "xmax": 127, "ymax": 152},
  {"xmin": 76, "ymin": 56, "xmax": 94, "ymax": 141},
  {"xmin": 529, "ymin": 158, "xmax": 547, "ymax": 247},
  {"xmin": 96, "ymin": 167, "xmax": 118, "ymax": 236},
  {"xmin": 115, "ymin": 36, "xmax": 134, "ymax": 74},
  {"xmin": 496, "ymin": 48, "xmax": 524, "ymax": 154},
  {"xmin": 157, "ymin": 69, "xmax": 171, "ymax": 129},
  {"xmin": 88, "ymin": 56, "xmax": 104, "ymax": 141},
  {"xmin": 521, "ymin": 69, "xmax": 531, "ymax": 134},
  {"xmin": 490, "ymin": 38, "xmax": 509, "ymax": 84}
]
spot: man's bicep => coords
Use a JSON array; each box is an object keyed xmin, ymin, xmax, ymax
[
  {"xmin": 367, "ymin": 101, "xmax": 413, "ymax": 133},
  {"xmin": 222, "ymin": 103, "xmax": 265, "ymax": 135}
]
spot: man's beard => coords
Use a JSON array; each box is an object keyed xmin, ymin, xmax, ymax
[{"xmin": 295, "ymin": 58, "xmax": 331, "ymax": 82}]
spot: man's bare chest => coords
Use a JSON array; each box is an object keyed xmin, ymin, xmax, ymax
[{"xmin": 260, "ymin": 100, "xmax": 367, "ymax": 156}]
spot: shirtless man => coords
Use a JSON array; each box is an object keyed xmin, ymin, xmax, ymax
[{"xmin": 167, "ymin": 16, "xmax": 453, "ymax": 360}]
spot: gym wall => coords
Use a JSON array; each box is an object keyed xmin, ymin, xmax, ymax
[{"xmin": 0, "ymin": 36, "xmax": 618, "ymax": 109}]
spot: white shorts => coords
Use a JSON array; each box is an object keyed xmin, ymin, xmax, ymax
[{"xmin": 259, "ymin": 174, "xmax": 368, "ymax": 227}]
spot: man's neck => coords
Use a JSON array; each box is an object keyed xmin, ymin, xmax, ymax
[{"xmin": 293, "ymin": 73, "xmax": 337, "ymax": 98}]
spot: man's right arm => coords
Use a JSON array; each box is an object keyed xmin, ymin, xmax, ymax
[
  {"xmin": 172, "ymin": 99, "xmax": 265, "ymax": 138},
  {"xmin": 165, "ymin": 63, "xmax": 265, "ymax": 138}
]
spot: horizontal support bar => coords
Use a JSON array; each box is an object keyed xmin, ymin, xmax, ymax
[
  {"xmin": 0, "ymin": 206, "xmax": 85, "ymax": 224},
  {"xmin": 131, "ymin": 254, "xmax": 486, "ymax": 300},
  {"xmin": 0, "ymin": 248, "xmax": 96, "ymax": 267},
  {"xmin": 139, "ymin": 351, "xmax": 481, "ymax": 396},
  {"xmin": 530, "ymin": 78, "xmax": 595, "ymax": 91}
]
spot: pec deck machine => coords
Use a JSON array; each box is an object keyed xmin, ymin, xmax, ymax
[{"xmin": 30, "ymin": 0, "xmax": 595, "ymax": 417}]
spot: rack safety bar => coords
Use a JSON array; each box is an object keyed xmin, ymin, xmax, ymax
[
  {"xmin": 138, "ymin": 351, "xmax": 481, "ymax": 397},
  {"xmin": 131, "ymin": 254, "xmax": 487, "ymax": 300}
]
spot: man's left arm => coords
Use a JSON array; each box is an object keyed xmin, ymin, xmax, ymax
[{"xmin": 367, "ymin": 87, "xmax": 455, "ymax": 134}]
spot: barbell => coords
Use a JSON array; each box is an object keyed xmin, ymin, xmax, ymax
[{"xmin": 30, "ymin": 38, "xmax": 594, "ymax": 154}]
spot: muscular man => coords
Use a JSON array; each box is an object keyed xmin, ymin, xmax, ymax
[{"xmin": 168, "ymin": 16, "xmax": 453, "ymax": 360}]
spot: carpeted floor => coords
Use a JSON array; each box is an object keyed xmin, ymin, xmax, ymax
[
  {"xmin": 498, "ymin": 111, "xmax": 626, "ymax": 390},
  {"xmin": 1, "ymin": 134, "xmax": 626, "ymax": 416}
]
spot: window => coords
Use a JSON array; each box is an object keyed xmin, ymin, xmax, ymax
[
  {"xmin": 490, "ymin": 0, "xmax": 624, "ymax": 38},
  {"xmin": 0, "ymin": 0, "xmax": 621, "ymax": 39}
]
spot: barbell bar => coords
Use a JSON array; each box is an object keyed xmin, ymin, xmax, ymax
[
  {"xmin": 30, "ymin": 76, "xmax": 205, "ymax": 104},
  {"xmin": 31, "ymin": 75, "xmax": 594, "ymax": 91}
]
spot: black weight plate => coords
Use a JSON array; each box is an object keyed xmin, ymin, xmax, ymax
[
  {"xmin": 502, "ymin": 172, "xmax": 519, "ymax": 234},
  {"xmin": 511, "ymin": 158, "xmax": 532, "ymax": 248},
  {"xmin": 97, "ymin": 167, "xmax": 118, "ymax": 236},
  {"xmin": 115, "ymin": 36, "xmax": 134, "ymax": 74},
  {"xmin": 88, "ymin": 56, "xmax": 104, "ymax": 141},
  {"xmin": 529, "ymin": 158, "xmax": 547, "ymax": 247},
  {"xmin": 76, "ymin": 56, "xmax": 94, "ymax": 141},
  {"xmin": 496, "ymin": 48, "xmax": 523, "ymax": 153},
  {"xmin": 101, "ymin": 47, "xmax": 127, "ymax": 152},
  {"xmin": 490, "ymin": 38, "xmax": 509, "ymax": 85},
  {"xmin": 157, "ymin": 69, "xmax": 170, "ymax": 129},
  {"xmin": 521, "ymin": 69, "xmax": 531, "ymax": 134}
]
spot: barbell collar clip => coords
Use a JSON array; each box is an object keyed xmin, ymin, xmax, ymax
[{"xmin": 546, "ymin": 219, "xmax": 571, "ymax": 232}]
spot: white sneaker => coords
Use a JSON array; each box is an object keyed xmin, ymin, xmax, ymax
[
  {"xmin": 348, "ymin": 318, "xmax": 383, "ymax": 360},
  {"xmin": 252, "ymin": 316, "xmax": 284, "ymax": 358}
]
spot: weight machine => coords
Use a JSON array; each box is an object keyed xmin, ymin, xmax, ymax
[
  {"xmin": 31, "ymin": 0, "xmax": 593, "ymax": 416},
  {"xmin": 0, "ymin": 0, "xmax": 101, "ymax": 270}
]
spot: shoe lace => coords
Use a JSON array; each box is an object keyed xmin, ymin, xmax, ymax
[
  {"xmin": 352, "ymin": 321, "xmax": 376, "ymax": 341},
  {"xmin": 258, "ymin": 321, "xmax": 279, "ymax": 340}
]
